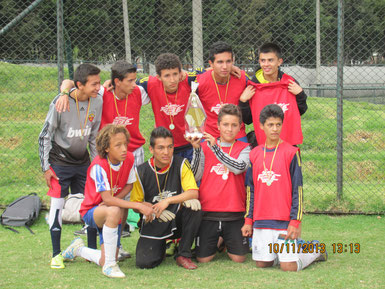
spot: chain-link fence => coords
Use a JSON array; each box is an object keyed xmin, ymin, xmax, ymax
[{"xmin": 0, "ymin": 0, "xmax": 384, "ymax": 213}]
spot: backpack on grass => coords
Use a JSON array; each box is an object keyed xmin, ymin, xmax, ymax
[
  {"xmin": 1, "ymin": 193, "xmax": 42, "ymax": 234},
  {"xmin": 62, "ymin": 193, "xmax": 84, "ymax": 224}
]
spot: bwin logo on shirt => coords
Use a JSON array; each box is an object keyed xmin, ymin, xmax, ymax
[{"xmin": 67, "ymin": 126, "xmax": 91, "ymax": 138}]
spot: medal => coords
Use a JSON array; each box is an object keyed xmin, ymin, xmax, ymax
[
  {"xmin": 169, "ymin": 124, "xmax": 175, "ymax": 130},
  {"xmin": 212, "ymin": 71, "xmax": 229, "ymax": 105},
  {"xmin": 222, "ymin": 173, "xmax": 228, "ymax": 180},
  {"xmin": 263, "ymin": 140, "xmax": 281, "ymax": 186}
]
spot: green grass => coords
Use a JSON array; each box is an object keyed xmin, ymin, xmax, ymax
[
  {"xmin": 0, "ymin": 62, "xmax": 384, "ymax": 213},
  {"xmin": 0, "ymin": 215, "xmax": 384, "ymax": 288}
]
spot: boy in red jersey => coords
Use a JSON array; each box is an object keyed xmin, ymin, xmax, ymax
[
  {"xmin": 138, "ymin": 53, "xmax": 196, "ymax": 162},
  {"xmin": 187, "ymin": 104, "xmax": 250, "ymax": 263},
  {"xmin": 242, "ymin": 104, "xmax": 327, "ymax": 271},
  {"xmin": 195, "ymin": 41, "xmax": 249, "ymax": 142},
  {"xmin": 61, "ymin": 125, "xmax": 154, "ymax": 278},
  {"xmin": 239, "ymin": 43, "xmax": 308, "ymax": 146}
]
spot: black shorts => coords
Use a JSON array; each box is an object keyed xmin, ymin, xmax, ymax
[
  {"xmin": 48, "ymin": 164, "xmax": 88, "ymax": 198},
  {"xmin": 195, "ymin": 219, "xmax": 249, "ymax": 258}
]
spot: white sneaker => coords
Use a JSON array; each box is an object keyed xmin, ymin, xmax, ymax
[
  {"xmin": 102, "ymin": 264, "xmax": 126, "ymax": 278},
  {"xmin": 62, "ymin": 237, "xmax": 84, "ymax": 261}
]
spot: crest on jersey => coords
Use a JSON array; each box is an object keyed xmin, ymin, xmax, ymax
[
  {"xmin": 210, "ymin": 104, "xmax": 222, "ymax": 115},
  {"xmin": 161, "ymin": 103, "xmax": 185, "ymax": 116},
  {"xmin": 88, "ymin": 113, "xmax": 95, "ymax": 122},
  {"xmin": 152, "ymin": 190, "xmax": 177, "ymax": 203},
  {"xmin": 210, "ymin": 163, "xmax": 229, "ymax": 180},
  {"xmin": 274, "ymin": 102, "xmax": 290, "ymax": 113},
  {"xmin": 257, "ymin": 170, "xmax": 281, "ymax": 186},
  {"xmin": 113, "ymin": 116, "xmax": 134, "ymax": 126}
]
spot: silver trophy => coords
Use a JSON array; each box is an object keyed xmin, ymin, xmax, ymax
[{"xmin": 184, "ymin": 82, "xmax": 206, "ymax": 138}]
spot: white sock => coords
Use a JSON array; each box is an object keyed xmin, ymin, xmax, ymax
[
  {"xmin": 102, "ymin": 225, "xmax": 118, "ymax": 267},
  {"xmin": 48, "ymin": 198, "xmax": 65, "ymax": 228},
  {"xmin": 78, "ymin": 247, "xmax": 102, "ymax": 266},
  {"xmin": 296, "ymin": 252, "xmax": 320, "ymax": 271}
]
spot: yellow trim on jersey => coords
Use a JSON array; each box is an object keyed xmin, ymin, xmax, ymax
[
  {"xmin": 244, "ymin": 185, "xmax": 251, "ymax": 218},
  {"xmin": 297, "ymin": 185, "xmax": 303, "ymax": 221},
  {"xmin": 181, "ymin": 160, "xmax": 198, "ymax": 191},
  {"xmin": 255, "ymin": 69, "xmax": 270, "ymax": 84},
  {"xmin": 296, "ymin": 151, "xmax": 301, "ymax": 167},
  {"xmin": 139, "ymin": 76, "xmax": 149, "ymax": 83},
  {"xmin": 130, "ymin": 171, "xmax": 144, "ymax": 202}
]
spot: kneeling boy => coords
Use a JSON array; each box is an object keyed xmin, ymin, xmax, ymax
[
  {"xmin": 187, "ymin": 104, "xmax": 250, "ymax": 263},
  {"xmin": 62, "ymin": 125, "xmax": 153, "ymax": 278},
  {"xmin": 242, "ymin": 104, "xmax": 327, "ymax": 271}
]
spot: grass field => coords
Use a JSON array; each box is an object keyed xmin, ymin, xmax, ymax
[
  {"xmin": 0, "ymin": 62, "xmax": 384, "ymax": 213},
  {"xmin": 0, "ymin": 214, "xmax": 384, "ymax": 288}
]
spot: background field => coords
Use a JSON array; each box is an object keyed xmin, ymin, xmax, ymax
[
  {"xmin": 0, "ymin": 62, "xmax": 384, "ymax": 213},
  {"xmin": 0, "ymin": 214, "xmax": 384, "ymax": 289}
]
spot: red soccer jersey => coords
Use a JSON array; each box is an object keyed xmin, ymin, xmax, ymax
[
  {"xmin": 146, "ymin": 76, "xmax": 190, "ymax": 148},
  {"xmin": 248, "ymin": 74, "xmax": 303, "ymax": 145},
  {"xmin": 100, "ymin": 87, "xmax": 145, "ymax": 152},
  {"xmin": 249, "ymin": 141, "xmax": 298, "ymax": 222},
  {"xmin": 79, "ymin": 152, "xmax": 134, "ymax": 217},
  {"xmin": 196, "ymin": 71, "xmax": 247, "ymax": 139},
  {"xmin": 199, "ymin": 141, "xmax": 249, "ymax": 212}
]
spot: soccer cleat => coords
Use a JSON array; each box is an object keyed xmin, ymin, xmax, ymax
[
  {"xmin": 74, "ymin": 225, "xmax": 87, "ymax": 236},
  {"xmin": 51, "ymin": 253, "xmax": 65, "ymax": 269},
  {"xmin": 117, "ymin": 245, "xmax": 131, "ymax": 261},
  {"xmin": 102, "ymin": 264, "xmax": 126, "ymax": 278},
  {"xmin": 165, "ymin": 240, "xmax": 177, "ymax": 257},
  {"xmin": 176, "ymin": 256, "xmax": 198, "ymax": 270},
  {"xmin": 62, "ymin": 237, "xmax": 84, "ymax": 261}
]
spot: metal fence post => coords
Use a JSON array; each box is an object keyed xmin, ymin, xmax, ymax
[
  {"xmin": 122, "ymin": 0, "xmax": 131, "ymax": 63},
  {"xmin": 316, "ymin": 0, "xmax": 321, "ymax": 98},
  {"xmin": 192, "ymin": 0, "xmax": 203, "ymax": 69},
  {"xmin": 57, "ymin": 0, "xmax": 64, "ymax": 92},
  {"xmin": 336, "ymin": 0, "xmax": 344, "ymax": 199}
]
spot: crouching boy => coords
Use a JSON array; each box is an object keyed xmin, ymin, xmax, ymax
[
  {"xmin": 242, "ymin": 104, "xmax": 327, "ymax": 271},
  {"xmin": 62, "ymin": 124, "xmax": 154, "ymax": 278}
]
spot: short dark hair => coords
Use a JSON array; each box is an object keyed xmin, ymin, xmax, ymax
[
  {"xmin": 154, "ymin": 53, "xmax": 182, "ymax": 76},
  {"xmin": 208, "ymin": 41, "xmax": 233, "ymax": 62},
  {"xmin": 259, "ymin": 43, "xmax": 282, "ymax": 59},
  {"xmin": 111, "ymin": 60, "xmax": 137, "ymax": 88},
  {"xmin": 149, "ymin": 126, "xmax": 174, "ymax": 147},
  {"xmin": 259, "ymin": 104, "xmax": 284, "ymax": 124},
  {"xmin": 217, "ymin": 103, "xmax": 242, "ymax": 124},
  {"xmin": 96, "ymin": 124, "xmax": 130, "ymax": 159},
  {"xmin": 74, "ymin": 64, "xmax": 100, "ymax": 88}
]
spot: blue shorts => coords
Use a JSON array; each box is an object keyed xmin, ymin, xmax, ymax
[{"xmin": 83, "ymin": 206, "xmax": 122, "ymax": 246}]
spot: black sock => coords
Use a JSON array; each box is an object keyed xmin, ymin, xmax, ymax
[
  {"xmin": 87, "ymin": 227, "xmax": 98, "ymax": 249},
  {"xmin": 50, "ymin": 209, "xmax": 62, "ymax": 257}
]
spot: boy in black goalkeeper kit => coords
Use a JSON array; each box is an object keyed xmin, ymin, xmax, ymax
[{"xmin": 130, "ymin": 127, "xmax": 202, "ymax": 270}]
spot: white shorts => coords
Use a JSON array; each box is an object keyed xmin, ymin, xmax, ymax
[{"xmin": 252, "ymin": 228, "xmax": 299, "ymax": 263}]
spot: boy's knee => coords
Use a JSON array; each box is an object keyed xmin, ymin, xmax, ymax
[
  {"xmin": 106, "ymin": 206, "xmax": 121, "ymax": 218},
  {"xmin": 280, "ymin": 261, "xmax": 297, "ymax": 272},
  {"xmin": 228, "ymin": 253, "xmax": 246, "ymax": 263}
]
